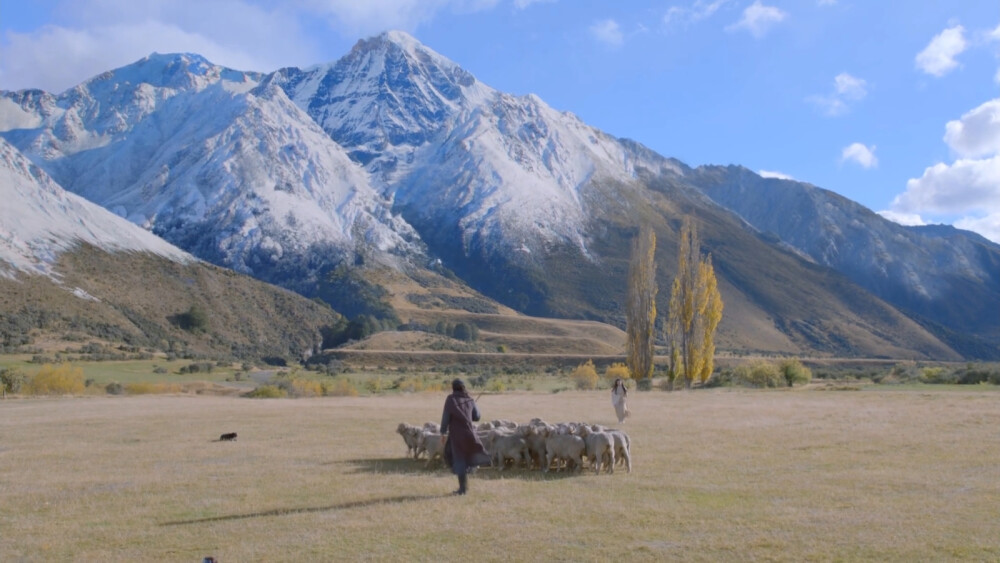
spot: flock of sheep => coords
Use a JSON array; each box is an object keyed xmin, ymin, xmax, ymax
[{"xmin": 396, "ymin": 418, "xmax": 632, "ymax": 475}]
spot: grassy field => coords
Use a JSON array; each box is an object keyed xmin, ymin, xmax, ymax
[{"xmin": 2, "ymin": 387, "xmax": 999, "ymax": 562}]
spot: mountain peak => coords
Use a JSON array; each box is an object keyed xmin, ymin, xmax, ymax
[
  {"xmin": 83, "ymin": 52, "xmax": 257, "ymax": 94},
  {"xmin": 348, "ymin": 30, "xmax": 465, "ymax": 75}
]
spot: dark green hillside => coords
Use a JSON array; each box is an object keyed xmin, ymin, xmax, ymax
[{"xmin": 0, "ymin": 244, "xmax": 342, "ymax": 361}]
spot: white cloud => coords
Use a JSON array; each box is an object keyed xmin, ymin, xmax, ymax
[
  {"xmin": 664, "ymin": 0, "xmax": 731, "ymax": 26},
  {"xmin": 0, "ymin": 0, "xmax": 314, "ymax": 92},
  {"xmin": 955, "ymin": 214, "xmax": 1000, "ymax": 244},
  {"xmin": 513, "ymin": 0, "xmax": 553, "ymax": 8},
  {"xmin": 892, "ymin": 93, "xmax": 1000, "ymax": 244},
  {"xmin": 726, "ymin": 1, "xmax": 787, "ymax": 39},
  {"xmin": 299, "ymin": 0, "xmax": 503, "ymax": 36},
  {"xmin": 915, "ymin": 25, "xmax": 967, "ymax": 77},
  {"xmin": 990, "ymin": 23, "xmax": 1000, "ymax": 84},
  {"xmin": 809, "ymin": 72, "xmax": 867, "ymax": 117},
  {"xmin": 877, "ymin": 210, "xmax": 926, "ymax": 227},
  {"xmin": 0, "ymin": 0, "xmax": 523, "ymax": 92},
  {"xmin": 841, "ymin": 143, "xmax": 878, "ymax": 169},
  {"xmin": 758, "ymin": 170, "xmax": 795, "ymax": 180},
  {"xmin": 834, "ymin": 72, "xmax": 867, "ymax": 100},
  {"xmin": 943, "ymin": 98, "xmax": 1000, "ymax": 159},
  {"xmin": 590, "ymin": 19, "xmax": 624, "ymax": 47},
  {"xmin": 894, "ymin": 156, "xmax": 1000, "ymax": 215}
]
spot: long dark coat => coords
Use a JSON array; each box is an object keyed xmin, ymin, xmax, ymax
[{"xmin": 440, "ymin": 391, "xmax": 490, "ymax": 472}]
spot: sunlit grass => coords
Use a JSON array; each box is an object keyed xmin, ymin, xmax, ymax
[{"xmin": 1, "ymin": 388, "xmax": 999, "ymax": 561}]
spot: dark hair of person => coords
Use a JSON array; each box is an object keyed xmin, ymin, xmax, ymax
[{"xmin": 452, "ymin": 378, "xmax": 466, "ymax": 393}]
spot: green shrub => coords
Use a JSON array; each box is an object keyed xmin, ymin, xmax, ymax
[
  {"xmin": 246, "ymin": 385, "xmax": 287, "ymax": 398},
  {"xmin": 726, "ymin": 361, "xmax": 783, "ymax": 388},
  {"xmin": 105, "ymin": 382, "xmax": 125, "ymax": 395},
  {"xmin": 289, "ymin": 378, "xmax": 324, "ymax": 397},
  {"xmin": 1, "ymin": 367, "xmax": 27, "ymax": 393},
  {"xmin": 780, "ymin": 358, "xmax": 812, "ymax": 387},
  {"xmin": 173, "ymin": 304, "xmax": 209, "ymax": 333},
  {"xmin": 324, "ymin": 379, "xmax": 359, "ymax": 397},
  {"xmin": 919, "ymin": 367, "xmax": 956, "ymax": 384},
  {"xmin": 365, "ymin": 377, "xmax": 386, "ymax": 394},
  {"xmin": 124, "ymin": 382, "xmax": 181, "ymax": 395},
  {"xmin": 955, "ymin": 364, "xmax": 1000, "ymax": 385}
]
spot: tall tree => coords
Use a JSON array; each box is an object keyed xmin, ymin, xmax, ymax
[
  {"xmin": 625, "ymin": 226, "xmax": 657, "ymax": 383},
  {"xmin": 666, "ymin": 217, "xmax": 723, "ymax": 389}
]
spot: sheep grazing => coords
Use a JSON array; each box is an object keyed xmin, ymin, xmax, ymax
[
  {"xmin": 396, "ymin": 423, "xmax": 423, "ymax": 459},
  {"xmin": 542, "ymin": 431, "xmax": 586, "ymax": 473},
  {"xmin": 607, "ymin": 429, "xmax": 632, "ymax": 473},
  {"xmin": 395, "ymin": 417, "xmax": 632, "ymax": 476},
  {"xmin": 577, "ymin": 426, "xmax": 615, "ymax": 474},
  {"xmin": 490, "ymin": 433, "xmax": 529, "ymax": 471},
  {"xmin": 419, "ymin": 431, "xmax": 447, "ymax": 468},
  {"xmin": 517, "ymin": 424, "xmax": 549, "ymax": 470}
]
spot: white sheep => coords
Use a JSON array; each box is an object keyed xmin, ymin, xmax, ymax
[
  {"xmin": 396, "ymin": 422, "xmax": 423, "ymax": 459},
  {"xmin": 517, "ymin": 423, "xmax": 549, "ymax": 470},
  {"xmin": 606, "ymin": 429, "xmax": 632, "ymax": 473},
  {"xmin": 419, "ymin": 431, "xmax": 447, "ymax": 469},
  {"xmin": 577, "ymin": 426, "xmax": 615, "ymax": 474},
  {"xmin": 543, "ymin": 431, "xmax": 586, "ymax": 473},
  {"xmin": 491, "ymin": 433, "xmax": 529, "ymax": 471}
]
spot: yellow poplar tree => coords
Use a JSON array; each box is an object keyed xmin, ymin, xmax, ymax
[
  {"xmin": 666, "ymin": 217, "xmax": 723, "ymax": 389},
  {"xmin": 625, "ymin": 226, "xmax": 657, "ymax": 383}
]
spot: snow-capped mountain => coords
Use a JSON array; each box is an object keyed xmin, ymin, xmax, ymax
[
  {"xmin": 1, "ymin": 31, "xmax": 996, "ymax": 359},
  {"xmin": 274, "ymin": 31, "xmax": 657, "ymax": 260},
  {"xmin": 0, "ymin": 136, "xmax": 191, "ymax": 278},
  {"xmin": 1, "ymin": 52, "xmax": 422, "ymax": 292},
  {"xmin": 0, "ymin": 135, "xmax": 340, "ymax": 360}
]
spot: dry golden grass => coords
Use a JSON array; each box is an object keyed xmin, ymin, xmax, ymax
[{"xmin": 2, "ymin": 388, "xmax": 999, "ymax": 561}]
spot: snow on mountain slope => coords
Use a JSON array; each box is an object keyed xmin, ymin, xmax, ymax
[
  {"xmin": 1, "ymin": 54, "xmax": 423, "ymax": 283},
  {"xmin": 275, "ymin": 31, "xmax": 648, "ymax": 258},
  {"xmin": 0, "ymin": 137, "xmax": 192, "ymax": 279}
]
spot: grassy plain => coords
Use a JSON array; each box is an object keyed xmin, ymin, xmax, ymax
[{"xmin": 2, "ymin": 387, "xmax": 999, "ymax": 562}]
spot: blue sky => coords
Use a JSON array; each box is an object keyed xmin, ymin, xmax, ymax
[{"xmin": 2, "ymin": 1, "xmax": 999, "ymax": 242}]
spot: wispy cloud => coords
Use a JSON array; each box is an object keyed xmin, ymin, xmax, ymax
[
  {"xmin": 589, "ymin": 19, "xmax": 624, "ymax": 47},
  {"xmin": 841, "ymin": 143, "xmax": 878, "ymax": 169},
  {"xmin": 664, "ymin": 0, "xmax": 731, "ymax": 26},
  {"xmin": 809, "ymin": 72, "xmax": 867, "ymax": 116},
  {"xmin": 513, "ymin": 0, "xmax": 553, "ymax": 8},
  {"xmin": 0, "ymin": 0, "xmax": 535, "ymax": 92},
  {"xmin": 817, "ymin": 0, "xmax": 837, "ymax": 6},
  {"xmin": 726, "ymin": 1, "xmax": 787, "ymax": 39},
  {"xmin": 877, "ymin": 210, "xmax": 925, "ymax": 227},
  {"xmin": 0, "ymin": 0, "xmax": 312, "ymax": 92},
  {"xmin": 758, "ymin": 170, "xmax": 795, "ymax": 180},
  {"xmin": 991, "ymin": 23, "xmax": 1000, "ymax": 84},
  {"xmin": 915, "ymin": 24, "xmax": 968, "ymax": 77}
]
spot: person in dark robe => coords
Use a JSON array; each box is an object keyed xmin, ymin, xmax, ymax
[{"xmin": 440, "ymin": 378, "xmax": 491, "ymax": 495}]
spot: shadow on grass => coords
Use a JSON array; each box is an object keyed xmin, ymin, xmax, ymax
[
  {"xmin": 345, "ymin": 457, "xmax": 585, "ymax": 481},
  {"xmin": 161, "ymin": 494, "xmax": 445, "ymax": 526}
]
